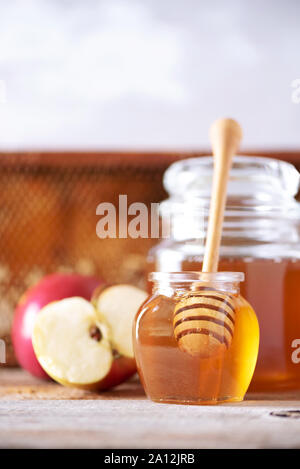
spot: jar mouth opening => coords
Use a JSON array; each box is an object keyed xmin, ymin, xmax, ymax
[{"xmin": 149, "ymin": 271, "xmax": 245, "ymax": 283}]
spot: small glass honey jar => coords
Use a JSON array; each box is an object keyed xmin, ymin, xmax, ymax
[{"xmin": 133, "ymin": 271, "xmax": 259, "ymax": 405}]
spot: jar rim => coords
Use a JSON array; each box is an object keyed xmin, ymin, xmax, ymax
[{"xmin": 149, "ymin": 271, "xmax": 245, "ymax": 283}]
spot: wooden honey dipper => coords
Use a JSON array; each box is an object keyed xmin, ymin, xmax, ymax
[{"xmin": 173, "ymin": 118, "xmax": 243, "ymax": 357}]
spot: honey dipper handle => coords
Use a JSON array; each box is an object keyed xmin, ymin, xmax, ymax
[{"xmin": 202, "ymin": 118, "xmax": 243, "ymax": 272}]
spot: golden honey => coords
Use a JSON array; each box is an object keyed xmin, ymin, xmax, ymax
[
  {"xmin": 152, "ymin": 257, "xmax": 300, "ymax": 392},
  {"xmin": 133, "ymin": 272, "xmax": 259, "ymax": 405},
  {"xmin": 149, "ymin": 155, "xmax": 300, "ymax": 392}
]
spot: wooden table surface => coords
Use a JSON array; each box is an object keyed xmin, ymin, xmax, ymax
[{"xmin": 1, "ymin": 368, "xmax": 300, "ymax": 449}]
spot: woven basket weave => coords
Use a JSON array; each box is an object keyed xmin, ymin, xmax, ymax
[
  {"xmin": 1, "ymin": 150, "xmax": 298, "ymax": 365},
  {"xmin": 0, "ymin": 151, "xmax": 198, "ymax": 365}
]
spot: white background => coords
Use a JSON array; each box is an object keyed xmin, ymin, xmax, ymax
[{"xmin": 0, "ymin": 0, "xmax": 299, "ymax": 150}]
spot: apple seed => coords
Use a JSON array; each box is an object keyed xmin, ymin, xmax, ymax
[
  {"xmin": 112, "ymin": 348, "xmax": 121, "ymax": 359},
  {"xmin": 89, "ymin": 325, "xmax": 102, "ymax": 342}
]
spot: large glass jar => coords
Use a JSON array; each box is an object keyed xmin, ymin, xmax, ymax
[
  {"xmin": 133, "ymin": 272, "xmax": 259, "ymax": 404},
  {"xmin": 147, "ymin": 156, "xmax": 300, "ymax": 392}
]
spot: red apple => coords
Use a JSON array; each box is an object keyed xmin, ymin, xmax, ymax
[
  {"xmin": 31, "ymin": 286, "xmax": 147, "ymax": 390},
  {"xmin": 98, "ymin": 355, "xmax": 138, "ymax": 391},
  {"xmin": 12, "ymin": 273, "xmax": 103, "ymax": 379}
]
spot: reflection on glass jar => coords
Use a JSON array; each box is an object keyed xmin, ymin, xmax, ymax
[
  {"xmin": 148, "ymin": 156, "xmax": 300, "ymax": 392},
  {"xmin": 133, "ymin": 272, "xmax": 259, "ymax": 405}
]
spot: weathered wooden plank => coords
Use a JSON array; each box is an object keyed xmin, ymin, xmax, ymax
[{"xmin": 1, "ymin": 369, "xmax": 300, "ymax": 449}]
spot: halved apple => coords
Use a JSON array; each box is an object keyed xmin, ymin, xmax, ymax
[
  {"xmin": 94, "ymin": 284, "xmax": 148, "ymax": 358},
  {"xmin": 32, "ymin": 297, "xmax": 113, "ymax": 390},
  {"xmin": 12, "ymin": 273, "xmax": 104, "ymax": 379},
  {"xmin": 32, "ymin": 285, "xmax": 148, "ymax": 391}
]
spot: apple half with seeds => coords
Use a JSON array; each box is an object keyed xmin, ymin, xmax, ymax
[
  {"xmin": 94, "ymin": 284, "xmax": 148, "ymax": 359},
  {"xmin": 32, "ymin": 297, "xmax": 113, "ymax": 390},
  {"xmin": 32, "ymin": 285, "xmax": 148, "ymax": 390},
  {"xmin": 12, "ymin": 273, "xmax": 103, "ymax": 379}
]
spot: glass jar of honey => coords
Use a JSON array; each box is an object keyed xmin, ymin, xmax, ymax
[
  {"xmin": 147, "ymin": 156, "xmax": 300, "ymax": 393},
  {"xmin": 133, "ymin": 271, "xmax": 259, "ymax": 404}
]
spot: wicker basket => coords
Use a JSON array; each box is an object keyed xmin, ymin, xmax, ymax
[
  {"xmin": 1, "ymin": 150, "xmax": 299, "ymax": 365},
  {"xmin": 0, "ymin": 151, "xmax": 200, "ymax": 365}
]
